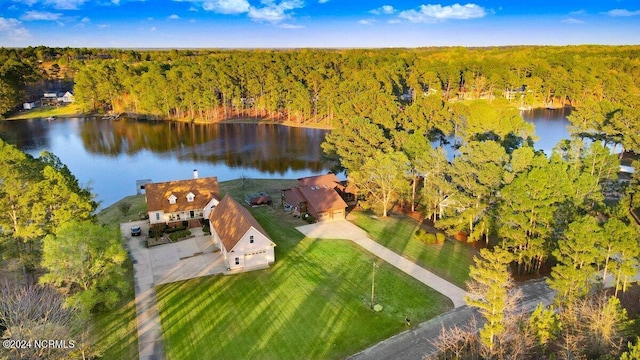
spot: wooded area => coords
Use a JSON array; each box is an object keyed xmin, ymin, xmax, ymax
[{"xmin": 1, "ymin": 45, "xmax": 640, "ymax": 359}]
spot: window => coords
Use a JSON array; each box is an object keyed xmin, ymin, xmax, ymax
[
  {"xmin": 190, "ymin": 210, "xmax": 195, "ymax": 218},
  {"xmin": 168, "ymin": 194, "xmax": 177, "ymax": 204},
  {"xmin": 249, "ymin": 235, "xmax": 254, "ymax": 244},
  {"xmin": 186, "ymin": 192, "xmax": 195, "ymax": 202},
  {"xmin": 235, "ymin": 257, "xmax": 240, "ymax": 265},
  {"xmin": 155, "ymin": 213, "xmax": 160, "ymax": 221}
]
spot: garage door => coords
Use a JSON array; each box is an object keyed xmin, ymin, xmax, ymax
[
  {"xmin": 332, "ymin": 210, "xmax": 344, "ymax": 219},
  {"xmin": 318, "ymin": 212, "xmax": 330, "ymax": 221},
  {"xmin": 245, "ymin": 251, "xmax": 266, "ymax": 268}
]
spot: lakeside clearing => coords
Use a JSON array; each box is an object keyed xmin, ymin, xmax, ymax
[{"xmin": 5, "ymin": 104, "xmax": 83, "ymax": 120}]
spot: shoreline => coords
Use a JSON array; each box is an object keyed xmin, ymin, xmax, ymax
[
  {"xmin": 7, "ymin": 110, "xmax": 335, "ymax": 130},
  {"xmin": 6, "ymin": 102, "xmax": 572, "ymax": 130}
]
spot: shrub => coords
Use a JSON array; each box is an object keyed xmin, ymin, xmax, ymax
[
  {"xmin": 436, "ymin": 232, "xmax": 446, "ymax": 243},
  {"xmin": 149, "ymin": 225, "xmax": 166, "ymax": 238},
  {"xmin": 424, "ymin": 233, "xmax": 437, "ymax": 244},
  {"xmin": 168, "ymin": 230, "xmax": 191, "ymax": 242},
  {"xmin": 165, "ymin": 226, "xmax": 187, "ymax": 234},
  {"xmin": 414, "ymin": 229, "xmax": 438, "ymax": 244}
]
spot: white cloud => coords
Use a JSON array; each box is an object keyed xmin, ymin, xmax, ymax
[
  {"xmin": 81, "ymin": 16, "xmax": 90, "ymax": 23},
  {"xmin": 44, "ymin": 0, "xmax": 87, "ymax": 10},
  {"xmin": 318, "ymin": 0, "xmax": 329, "ymax": 3},
  {"xmin": 279, "ymin": 23, "xmax": 304, "ymax": 28},
  {"xmin": 112, "ymin": 0, "xmax": 120, "ymax": 4},
  {"xmin": 20, "ymin": 0, "xmax": 39, "ymax": 6},
  {"xmin": 248, "ymin": 0, "xmax": 304, "ymax": 23},
  {"xmin": 21, "ymin": 11, "xmax": 62, "ymax": 21},
  {"xmin": 202, "ymin": 0, "xmax": 250, "ymax": 14},
  {"xmin": 605, "ymin": 9, "xmax": 640, "ymax": 17},
  {"xmin": 97, "ymin": 23, "xmax": 110, "ymax": 28},
  {"xmin": 562, "ymin": 17, "xmax": 584, "ymax": 24},
  {"xmin": 150, "ymin": 26, "xmax": 157, "ymax": 31},
  {"xmin": 189, "ymin": 6, "xmax": 198, "ymax": 11},
  {"xmin": 358, "ymin": 19, "xmax": 375, "ymax": 25},
  {"xmin": 0, "ymin": 17, "xmax": 31, "ymax": 41},
  {"xmin": 569, "ymin": 10, "xmax": 586, "ymax": 16},
  {"xmin": 398, "ymin": 3, "xmax": 486, "ymax": 23},
  {"xmin": 168, "ymin": 14, "xmax": 180, "ymax": 19},
  {"xmin": 369, "ymin": 5, "xmax": 395, "ymax": 15}
]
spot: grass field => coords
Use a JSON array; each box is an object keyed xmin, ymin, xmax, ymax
[
  {"xmin": 5, "ymin": 104, "xmax": 83, "ymax": 120},
  {"xmin": 349, "ymin": 211, "xmax": 477, "ymax": 288},
  {"xmin": 156, "ymin": 182, "xmax": 453, "ymax": 360},
  {"xmin": 97, "ymin": 194, "xmax": 147, "ymax": 226}
]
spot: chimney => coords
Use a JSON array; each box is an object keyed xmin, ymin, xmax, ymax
[{"xmin": 193, "ymin": 169, "xmax": 199, "ymax": 179}]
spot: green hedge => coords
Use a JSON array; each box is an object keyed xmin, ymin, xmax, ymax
[
  {"xmin": 165, "ymin": 226, "xmax": 187, "ymax": 234},
  {"xmin": 168, "ymin": 230, "xmax": 191, "ymax": 242}
]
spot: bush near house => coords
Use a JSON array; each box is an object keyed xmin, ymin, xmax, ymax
[{"xmin": 168, "ymin": 230, "xmax": 191, "ymax": 242}]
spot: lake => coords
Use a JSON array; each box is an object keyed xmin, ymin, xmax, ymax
[
  {"xmin": 0, "ymin": 119, "xmax": 331, "ymax": 208},
  {"xmin": 0, "ymin": 109, "xmax": 572, "ymax": 208}
]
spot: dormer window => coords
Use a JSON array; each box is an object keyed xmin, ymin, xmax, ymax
[
  {"xmin": 168, "ymin": 194, "xmax": 177, "ymax": 204},
  {"xmin": 186, "ymin": 192, "xmax": 195, "ymax": 202}
]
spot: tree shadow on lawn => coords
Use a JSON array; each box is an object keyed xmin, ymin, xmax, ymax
[
  {"xmin": 156, "ymin": 236, "xmax": 452, "ymax": 360},
  {"xmin": 351, "ymin": 210, "xmax": 476, "ymax": 288}
]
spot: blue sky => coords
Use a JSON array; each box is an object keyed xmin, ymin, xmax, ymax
[{"xmin": 1, "ymin": 0, "xmax": 639, "ymax": 48}]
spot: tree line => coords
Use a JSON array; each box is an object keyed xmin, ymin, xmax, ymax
[
  {"xmin": 0, "ymin": 139, "xmax": 128, "ymax": 359},
  {"xmin": 3, "ymin": 46, "xmax": 640, "ymax": 122}
]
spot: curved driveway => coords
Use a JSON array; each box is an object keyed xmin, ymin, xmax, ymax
[{"xmin": 296, "ymin": 219, "xmax": 469, "ymax": 308}]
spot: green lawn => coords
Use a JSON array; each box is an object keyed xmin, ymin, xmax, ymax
[
  {"xmin": 349, "ymin": 211, "xmax": 477, "ymax": 288},
  {"xmin": 97, "ymin": 194, "xmax": 147, "ymax": 226},
  {"xmin": 5, "ymin": 104, "xmax": 83, "ymax": 120},
  {"xmin": 219, "ymin": 177, "xmax": 299, "ymax": 204},
  {"xmin": 156, "ymin": 199, "xmax": 453, "ymax": 360}
]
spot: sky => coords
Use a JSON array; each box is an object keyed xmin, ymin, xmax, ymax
[{"xmin": 0, "ymin": 0, "xmax": 639, "ymax": 48}]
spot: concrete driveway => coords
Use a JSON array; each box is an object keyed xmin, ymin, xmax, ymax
[
  {"xmin": 124, "ymin": 221, "xmax": 227, "ymax": 285},
  {"xmin": 296, "ymin": 219, "xmax": 469, "ymax": 308},
  {"xmin": 123, "ymin": 220, "xmax": 227, "ymax": 360},
  {"xmin": 148, "ymin": 234, "xmax": 226, "ymax": 285}
]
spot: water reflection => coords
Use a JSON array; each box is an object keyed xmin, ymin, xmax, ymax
[
  {"xmin": 0, "ymin": 118, "xmax": 331, "ymax": 208},
  {"xmin": 0, "ymin": 118, "xmax": 51, "ymax": 151},
  {"xmin": 78, "ymin": 119, "xmax": 328, "ymax": 173},
  {"xmin": 521, "ymin": 107, "xmax": 572, "ymax": 155}
]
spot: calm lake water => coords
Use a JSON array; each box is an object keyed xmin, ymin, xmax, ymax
[
  {"xmin": 0, "ymin": 109, "xmax": 571, "ymax": 209},
  {"xmin": 0, "ymin": 119, "xmax": 331, "ymax": 208}
]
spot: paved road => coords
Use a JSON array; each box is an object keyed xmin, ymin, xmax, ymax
[
  {"xmin": 296, "ymin": 220, "xmax": 469, "ymax": 308},
  {"xmin": 349, "ymin": 279, "xmax": 556, "ymax": 360}
]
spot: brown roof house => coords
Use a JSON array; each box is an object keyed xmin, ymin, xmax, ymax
[
  {"xmin": 209, "ymin": 195, "xmax": 276, "ymax": 272},
  {"xmin": 282, "ymin": 174, "xmax": 349, "ymax": 221},
  {"xmin": 145, "ymin": 172, "xmax": 220, "ymax": 227}
]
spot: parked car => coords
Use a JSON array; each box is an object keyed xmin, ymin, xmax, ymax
[{"xmin": 131, "ymin": 226, "xmax": 142, "ymax": 236}]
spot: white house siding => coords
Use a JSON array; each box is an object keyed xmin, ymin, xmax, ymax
[
  {"xmin": 220, "ymin": 227, "xmax": 275, "ymax": 271},
  {"xmin": 149, "ymin": 211, "xmax": 165, "ymax": 225},
  {"xmin": 202, "ymin": 197, "xmax": 220, "ymax": 220}
]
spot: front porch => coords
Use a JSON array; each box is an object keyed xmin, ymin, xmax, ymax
[{"xmin": 165, "ymin": 209, "xmax": 204, "ymax": 224}]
